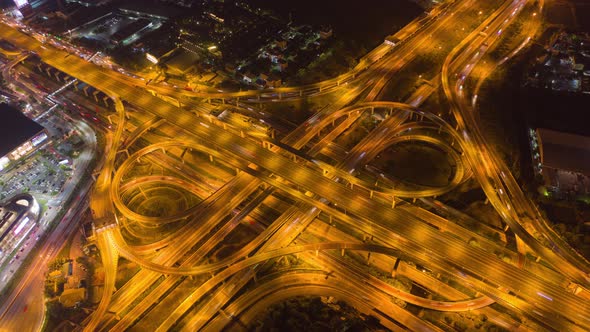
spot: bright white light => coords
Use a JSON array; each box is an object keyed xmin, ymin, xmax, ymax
[
  {"xmin": 146, "ymin": 53, "xmax": 158, "ymax": 64},
  {"xmin": 13, "ymin": 217, "xmax": 29, "ymax": 235},
  {"xmin": 14, "ymin": 0, "xmax": 28, "ymax": 8}
]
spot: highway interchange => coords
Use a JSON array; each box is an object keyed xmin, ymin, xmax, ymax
[{"xmin": 1, "ymin": 0, "xmax": 590, "ymax": 331}]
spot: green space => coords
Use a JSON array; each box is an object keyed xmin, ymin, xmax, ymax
[
  {"xmin": 249, "ymin": 296, "xmax": 387, "ymax": 331},
  {"xmin": 371, "ymin": 142, "xmax": 453, "ymax": 187},
  {"xmin": 211, "ymin": 223, "xmax": 259, "ymax": 261}
]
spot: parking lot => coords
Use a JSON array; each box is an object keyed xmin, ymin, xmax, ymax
[{"xmin": 0, "ymin": 146, "xmax": 72, "ymax": 203}]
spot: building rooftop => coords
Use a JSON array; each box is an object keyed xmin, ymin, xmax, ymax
[
  {"xmin": 0, "ymin": 104, "xmax": 44, "ymax": 157},
  {"xmin": 537, "ymin": 128, "xmax": 590, "ymax": 176}
]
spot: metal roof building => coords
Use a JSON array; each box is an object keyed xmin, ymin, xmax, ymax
[
  {"xmin": 0, "ymin": 103, "xmax": 48, "ymax": 171},
  {"xmin": 536, "ymin": 128, "xmax": 590, "ymax": 176}
]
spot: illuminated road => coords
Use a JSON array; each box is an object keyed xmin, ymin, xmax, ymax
[
  {"xmin": 2, "ymin": 0, "xmax": 590, "ymax": 331},
  {"xmin": 442, "ymin": 0, "xmax": 590, "ymax": 285}
]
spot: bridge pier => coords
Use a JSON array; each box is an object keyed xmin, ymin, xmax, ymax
[
  {"xmin": 209, "ymin": 154, "xmax": 214, "ymax": 162},
  {"xmin": 341, "ymin": 248, "xmax": 345, "ymax": 256},
  {"xmin": 370, "ymin": 190, "xmax": 374, "ymax": 199}
]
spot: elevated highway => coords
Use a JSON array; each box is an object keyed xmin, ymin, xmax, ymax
[{"xmin": 3, "ymin": 0, "xmax": 590, "ymax": 330}]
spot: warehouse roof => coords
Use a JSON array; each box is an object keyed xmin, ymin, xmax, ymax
[
  {"xmin": 536, "ymin": 128, "xmax": 590, "ymax": 176},
  {"xmin": 0, "ymin": 103, "xmax": 44, "ymax": 157}
]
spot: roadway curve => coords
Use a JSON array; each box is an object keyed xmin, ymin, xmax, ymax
[
  {"xmin": 307, "ymin": 101, "xmax": 470, "ymax": 197},
  {"xmin": 206, "ymin": 270, "xmax": 493, "ymax": 332},
  {"xmin": 85, "ymin": 97, "xmax": 126, "ymax": 332},
  {"xmin": 441, "ymin": 0, "xmax": 590, "ymax": 285}
]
